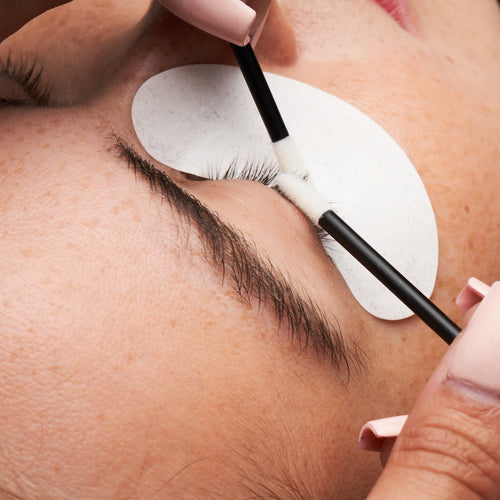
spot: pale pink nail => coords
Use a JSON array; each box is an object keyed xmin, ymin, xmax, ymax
[
  {"xmin": 246, "ymin": 0, "xmax": 272, "ymax": 46},
  {"xmin": 160, "ymin": 0, "xmax": 271, "ymax": 46},
  {"xmin": 456, "ymin": 277, "xmax": 491, "ymax": 313},
  {"xmin": 449, "ymin": 282, "xmax": 500, "ymax": 394},
  {"xmin": 359, "ymin": 415, "xmax": 408, "ymax": 451}
]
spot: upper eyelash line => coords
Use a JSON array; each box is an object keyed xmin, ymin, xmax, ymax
[
  {"xmin": 0, "ymin": 54, "xmax": 51, "ymax": 106},
  {"xmin": 201, "ymin": 156, "xmax": 331, "ymax": 243},
  {"xmin": 201, "ymin": 156, "xmax": 281, "ymax": 186}
]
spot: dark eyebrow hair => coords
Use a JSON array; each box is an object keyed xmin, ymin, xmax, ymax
[{"xmin": 112, "ymin": 136, "xmax": 365, "ymax": 380}]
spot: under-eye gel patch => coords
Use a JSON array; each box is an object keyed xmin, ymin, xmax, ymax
[{"xmin": 131, "ymin": 65, "xmax": 438, "ymax": 321}]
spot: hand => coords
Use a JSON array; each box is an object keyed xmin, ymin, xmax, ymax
[
  {"xmin": 363, "ymin": 279, "xmax": 500, "ymax": 498},
  {"xmin": 1, "ymin": 0, "xmax": 72, "ymax": 42},
  {"xmin": 157, "ymin": 0, "xmax": 271, "ymax": 46}
]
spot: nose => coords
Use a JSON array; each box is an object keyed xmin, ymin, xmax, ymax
[{"xmin": 253, "ymin": 1, "xmax": 297, "ymax": 66}]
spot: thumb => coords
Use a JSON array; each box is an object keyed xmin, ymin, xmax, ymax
[{"xmin": 367, "ymin": 280, "xmax": 500, "ymax": 499}]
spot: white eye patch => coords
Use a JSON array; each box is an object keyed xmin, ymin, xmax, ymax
[{"xmin": 131, "ymin": 64, "xmax": 438, "ymax": 320}]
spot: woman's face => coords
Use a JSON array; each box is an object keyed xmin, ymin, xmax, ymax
[{"xmin": 1, "ymin": 0, "xmax": 499, "ymax": 497}]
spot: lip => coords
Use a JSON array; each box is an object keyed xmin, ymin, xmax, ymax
[{"xmin": 370, "ymin": 0, "xmax": 414, "ymax": 32}]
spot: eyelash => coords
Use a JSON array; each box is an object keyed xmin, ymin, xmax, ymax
[
  {"xmin": 199, "ymin": 157, "xmax": 331, "ymax": 244},
  {"xmin": 201, "ymin": 156, "xmax": 281, "ymax": 186},
  {"xmin": 0, "ymin": 55, "xmax": 51, "ymax": 106}
]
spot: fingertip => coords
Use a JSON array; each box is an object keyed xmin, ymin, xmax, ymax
[
  {"xmin": 379, "ymin": 438, "xmax": 396, "ymax": 468},
  {"xmin": 359, "ymin": 416, "xmax": 407, "ymax": 452},
  {"xmin": 159, "ymin": 0, "xmax": 264, "ymax": 46}
]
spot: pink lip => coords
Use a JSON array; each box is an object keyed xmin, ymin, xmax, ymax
[{"xmin": 371, "ymin": 0, "xmax": 413, "ymax": 32}]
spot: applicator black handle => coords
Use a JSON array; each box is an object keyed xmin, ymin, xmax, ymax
[
  {"xmin": 231, "ymin": 41, "xmax": 459, "ymax": 344},
  {"xmin": 230, "ymin": 43, "xmax": 289, "ymax": 143},
  {"xmin": 319, "ymin": 210, "xmax": 461, "ymax": 344}
]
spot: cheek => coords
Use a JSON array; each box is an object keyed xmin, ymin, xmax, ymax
[{"xmin": 338, "ymin": 51, "xmax": 500, "ymax": 308}]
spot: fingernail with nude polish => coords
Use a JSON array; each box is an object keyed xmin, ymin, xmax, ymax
[
  {"xmin": 455, "ymin": 277, "xmax": 491, "ymax": 313},
  {"xmin": 193, "ymin": 0, "xmax": 271, "ymax": 46},
  {"xmin": 358, "ymin": 415, "xmax": 408, "ymax": 451},
  {"xmin": 161, "ymin": 0, "xmax": 256, "ymax": 46},
  {"xmin": 449, "ymin": 281, "xmax": 500, "ymax": 394},
  {"xmin": 203, "ymin": 0, "xmax": 257, "ymax": 45}
]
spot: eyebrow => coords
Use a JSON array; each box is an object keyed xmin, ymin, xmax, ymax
[{"xmin": 113, "ymin": 136, "xmax": 365, "ymax": 379}]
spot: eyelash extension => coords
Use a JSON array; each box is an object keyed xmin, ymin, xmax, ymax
[
  {"xmin": 202, "ymin": 156, "xmax": 281, "ymax": 187},
  {"xmin": 201, "ymin": 157, "xmax": 332, "ymax": 244},
  {"xmin": 0, "ymin": 54, "xmax": 51, "ymax": 106}
]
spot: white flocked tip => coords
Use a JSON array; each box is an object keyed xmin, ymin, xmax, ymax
[
  {"xmin": 277, "ymin": 173, "xmax": 330, "ymax": 223},
  {"xmin": 272, "ymin": 136, "xmax": 310, "ymax": 178}
]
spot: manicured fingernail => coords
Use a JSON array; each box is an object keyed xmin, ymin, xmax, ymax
[
  {"xmin": 449, "ymin": 282, "xmax": 500, "ymax": 394},
  {"xmin": 359, "ymin": 415, "xmax": 408, "ymax": 451},
  {"xmin": 456, "ymin": 277, "xmax": 491, "ymax": 313},
  {"xmin": 195, "ymin": 0, "xmax": 256, "ymax": 46},
  {"xmin": 161, "ymin": 0, "xmax": 269, "ymax": 46},
  {"xmin": 246, "ymin": 0, "xmax": 272, "ymax": 46}
]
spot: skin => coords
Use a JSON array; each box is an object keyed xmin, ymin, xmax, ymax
[{"xmin": 0, "ymin": 0, "xmax": 499, "ymax": 497}]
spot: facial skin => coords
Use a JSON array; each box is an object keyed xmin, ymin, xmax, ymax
[{"xmin": 0, "ymin": 0, "xmax": 499, "ymax": 497}]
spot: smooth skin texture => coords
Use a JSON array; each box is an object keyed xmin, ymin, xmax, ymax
[{"xmin": 0, "ymin": 0, "xmax": 499, "ymax": 498}]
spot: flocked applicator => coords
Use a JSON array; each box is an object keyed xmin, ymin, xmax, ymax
[
  {"xmin": 230, "ymin": 42, "xmax": 460, "ymax": 344},
  {"xmin": 277, "ymin": 173, "xmax": 460, "ymax": 344},
  {"xmin": 230, "ymin": 43, "xmax": 308, "ymax": 178}
]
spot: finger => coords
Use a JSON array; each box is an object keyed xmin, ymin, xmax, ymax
[
  {"xmin": 456, "ymin": 277, "xmax": 490, "ymax": 327},
  {"xmin": 157, "ymin": 0, "xmax": 271, "ymax": 46},
  {"xmin": 369, "ymin": 281, "xmax": 500, "ymax": 499},
  {"xmin": 359, "ymin": 415, "xmax": 408, "ymax": 455},
  {"xmin": 380, "ymin": 438, "xmax": 397, "ymax": 468}
]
